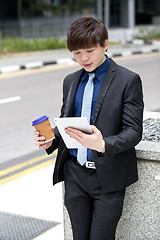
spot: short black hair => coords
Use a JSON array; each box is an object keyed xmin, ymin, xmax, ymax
[{"xmin": 67, "ymin": 16, "xmax": 108, "ymax": 52}]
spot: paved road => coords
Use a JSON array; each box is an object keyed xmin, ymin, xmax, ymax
[
  {"xmin": 115, "ymin": 53, "xmax": 160, "ymax": 112},
  {"xmin": 0, "ymin": 53, "xmax": 160, "ymax": 167}
]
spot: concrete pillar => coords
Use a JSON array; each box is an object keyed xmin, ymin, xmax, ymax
[
  {"xmin": 120, "ymin": 0, "xmax": 135, "ymax": 28},
  {"xmin": 128, "ymin": 0, "xmax": 135, "ymax": 28},
  {"xmin": 96, "ymin": 0, "xmax": 103, "ymax": 21},
  {"xmin": 104, "ymin": 0, "xmax": 110, "ymax": 27}
]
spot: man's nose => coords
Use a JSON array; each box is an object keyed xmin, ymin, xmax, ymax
[{"xmin": 81, "ymin": 53, "xmax": 89, "ymax": 62}]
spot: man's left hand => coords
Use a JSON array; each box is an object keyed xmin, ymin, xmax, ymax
[{"xmin": 65, "ymin": 125, "xmax": 105, "ymax": 152}]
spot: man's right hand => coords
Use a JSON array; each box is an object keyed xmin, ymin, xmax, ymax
[{"xmin": 34, "ymin": 130, "xmax": 53, "ymax": 149}]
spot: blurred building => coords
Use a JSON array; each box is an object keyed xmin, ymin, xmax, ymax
[{"xmin": 0, "ymin": 0, "xmax": 160, "ymax": 41}]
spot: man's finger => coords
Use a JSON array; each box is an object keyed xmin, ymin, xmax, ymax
[
  {"xmin": 35, "ymin": 140, "xmax": 45, "ymax": 146},
  {"xmin": 34, "ymin": 130, "xmax": 39, "ymax": 135},
  {"xmin": 35, "ymin": 136, "xmax": 45, "ymax": 141},
  {"xmin": 65, "ymin": 128, "xmax": 86, "ymax": 140}
]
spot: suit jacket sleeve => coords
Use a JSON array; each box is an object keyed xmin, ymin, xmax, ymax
[
  {"xmin": 46, "ymin": 75, "xmax": 73, "ymax": 155},
  {"xmin": 102, "ymin": 73, "xmax": 144, "ymax": 157}
]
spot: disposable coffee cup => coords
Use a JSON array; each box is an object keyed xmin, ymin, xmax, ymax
[{"xmin": 32, "ymin": 115, "xmax": 54, "ymax": 143}]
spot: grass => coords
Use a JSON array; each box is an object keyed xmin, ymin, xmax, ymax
[
  {"xmin": 1, "ymin": 37, "xmax": 67, "ymax": 53},
  {"xmin": 0, "ymin": 36, "xmax": 122, "ymax": 54}
]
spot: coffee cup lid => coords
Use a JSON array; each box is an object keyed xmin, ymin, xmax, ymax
[{"xmin": 32, "ymin": 115, "xmax": 49, "ymax": 126}]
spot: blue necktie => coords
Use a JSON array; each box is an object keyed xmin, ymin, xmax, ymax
[{"xmin": 77, "ymin": 73, "xmax": 95, "ymax": 165}]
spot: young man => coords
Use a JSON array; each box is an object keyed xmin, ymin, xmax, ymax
[{"xmin": 35, "ymin": 17, "xmax": 144, "ymax": 240}]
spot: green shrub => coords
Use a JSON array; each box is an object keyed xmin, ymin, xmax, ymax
[
  {"xmin": 1, "ymin": 37, "xmax": 67, "ymax": 53},
  {"xmin": 1, "ymin": 36, "xmax": 119, "ymax": 53},
  {"xmin": 134, "ymin": 26, "xmax": 160, "ymax": 41}
]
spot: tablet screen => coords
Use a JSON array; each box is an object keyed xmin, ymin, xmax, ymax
[{"xmin": 54, "ymin": 117, "xmax": 92, "ymax": 148}]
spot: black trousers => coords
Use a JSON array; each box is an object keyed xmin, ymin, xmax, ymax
[{"xmin": 64, "ymin": 157, "xmax": 125, "ymax": 240}]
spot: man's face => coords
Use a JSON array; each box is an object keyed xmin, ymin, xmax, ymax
[{"xmin": 72, "ymin": 40, "xmax": 109, "ymax": 72}]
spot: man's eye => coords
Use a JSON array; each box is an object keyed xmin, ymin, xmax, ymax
[
  {"xmin": 74, "ymin": 52, "xmax": 80, "ymax": 55},
  {"xmin": 87, "ymin": 49, "xmax": 94, "ymax": 53}
]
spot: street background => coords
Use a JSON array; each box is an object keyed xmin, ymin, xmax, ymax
[
  {"xmin": 0, "ymin": 46, "xmax": 160, "ymax": 239},
  {"xmin": 1, "ymin": 0, "xmax": 160, "ymax": 238},
  {"xmin": 0, "ymin": 50, "xmax": 160, "ymax": 163}
]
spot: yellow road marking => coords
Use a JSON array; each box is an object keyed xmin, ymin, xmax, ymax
[
  {"xmin": 0, "ymin": 152, "xmax": 57, "ymax": 177},
  {"xmin": 0, "ymin": 159, "xmax": 55, "ymax": 185}
]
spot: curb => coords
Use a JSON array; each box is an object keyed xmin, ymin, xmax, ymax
[
  {"xmin": 0, "ymin": 42, "xmax": 160, "ymax": 74},
  {"xmin": 108, "ymin": 39, "xmax": 160, "ymax": 57},
  {"xmin": 0, "ymin": 58, "xmax": 76, "ymax": 74},
  {"xmin": 108, "ymin": 46, "xmax": 160, "ymax": 58}
]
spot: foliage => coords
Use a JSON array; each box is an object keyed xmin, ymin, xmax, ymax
[
  {"xmin": 1, "ymin": 36, "xmax": 119, "ymax": 54},
  {"xmin": 134, "ymin": 26, "xmax": 160, "ymax": 40},
  {"xmin": 1, "ymin": 37, "xmax": 67, "ymax": 53}
]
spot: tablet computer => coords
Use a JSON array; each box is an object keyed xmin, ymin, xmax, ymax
[{"xmin": 54, "ymin": 117, "xmax": 92, "ymax": 148}]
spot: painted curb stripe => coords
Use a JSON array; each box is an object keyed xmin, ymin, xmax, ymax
[{"xmin": 1, "ymin": 45, "xmax": 160, "ymax": 74}]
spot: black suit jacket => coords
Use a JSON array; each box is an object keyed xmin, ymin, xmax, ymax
[{"xmin": 46, "ymin": 59, "xmax": 144, "ymax": 193}]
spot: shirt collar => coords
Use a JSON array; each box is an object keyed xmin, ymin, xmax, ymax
[{"xmin": 81, "ymin": 55, "xmax": 110, "ymax": 82}]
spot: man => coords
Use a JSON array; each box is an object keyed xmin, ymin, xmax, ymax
[{"xmin": 35, "ymin": 17, "xmax": 144, "ymax": 240}]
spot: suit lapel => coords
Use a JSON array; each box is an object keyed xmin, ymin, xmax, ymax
[
  {"xmin": 92, "ymin": 59, "xmax": 117, "ymax": 125},
  {"xmin": 63, "ymin": 60, "xmax": 117, "ymax": 122},
  {"xmin": 63, "ymin": 69, "xmax": 84, "ymax": 117}
]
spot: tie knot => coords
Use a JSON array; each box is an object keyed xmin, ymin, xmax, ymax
[{"xmin": 88, "ymin": 73, "xmax": 95, "ymax": 81}]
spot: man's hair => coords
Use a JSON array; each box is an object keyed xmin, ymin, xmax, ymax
[{"xmin": 67, "ymin": 16, "xmax": 108, "ymax": 52}]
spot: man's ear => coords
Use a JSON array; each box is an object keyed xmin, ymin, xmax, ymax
[{"xmin": 104, "ymin": 39, "xmax": 109, "ymax": 51}]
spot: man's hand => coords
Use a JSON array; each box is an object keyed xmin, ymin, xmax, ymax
[
  {"xmin": 65, "ymin": 125, "xmax": 105, "ymax": 152},
  {"xmin": 34, "ymin": 130, "xmax": 53, "ymax": 149}
]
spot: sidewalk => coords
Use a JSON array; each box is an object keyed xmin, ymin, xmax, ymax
[
  {"xmin": 0, "ymin": 40, "xmax": 160, "ymax": 74},
  {"xmin": 0, "ymin": 163, "xmax": 64, "ymax": 240}
]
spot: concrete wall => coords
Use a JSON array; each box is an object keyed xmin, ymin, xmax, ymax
[{"xmin": 116, "ymin": 158, "xmax": 160, "ymax": 239}]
